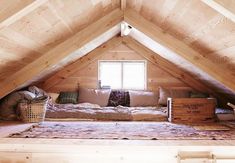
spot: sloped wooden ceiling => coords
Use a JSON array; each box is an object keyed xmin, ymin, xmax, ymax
[
  {"xmin": 0, "ymin": 0, "xmax": 120, "ymax": 82},
  {"xmin": 126, "ymin": 0, "xmax": 235, "ymax": 99},
  {"xmin": 0, "ymin": 0, "xmax": 234, "ymax": 102},
  {"xmin": 127, "ymin": 0, "xmax": 235, "ymax": 70},
  {"xmin": 0, "ymin": 0, "xmax": 121, "ymax": 98}
]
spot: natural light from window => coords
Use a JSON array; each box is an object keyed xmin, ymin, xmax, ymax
[{"xmin": 99, "ymin": 61, "xmax": 146, "ymax": 90}]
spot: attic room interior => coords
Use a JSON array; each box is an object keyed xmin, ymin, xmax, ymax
[{"xmin": 1, "ymin": 0, "xmax": 235, "ymax": 162}]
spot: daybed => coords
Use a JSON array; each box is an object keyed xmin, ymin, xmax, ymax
[
  {"xmin": 46, "ymin": 88, "xmax": 168, "ymax": 121},
  {"xmin": 1, "ymin": 86, "xmax": 224, "ymax": 122},
  {"xmin": 45, "ymin": 103, "xmax": 168, "ymax": 121}
]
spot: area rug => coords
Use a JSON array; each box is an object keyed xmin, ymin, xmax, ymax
[
  {"xmin": 8, "ymin": 121, "xmax": 235, "ymax": 140},
  {"xmin": 193, "ymin": 124, "xmax": 230, "ymax": 131}
]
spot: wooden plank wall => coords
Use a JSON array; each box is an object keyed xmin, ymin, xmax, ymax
[{"xmin": 45, "ymin": 44, "xmax": 191, "ymax": 93}]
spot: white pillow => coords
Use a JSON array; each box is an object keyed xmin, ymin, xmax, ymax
[
  {"xmin": 78, "ymin": 88, "xmax": 111, "ymax": 107},
  {"xmin": 129, "ymin": 90, "xmax": 159, "ymax": 107}
]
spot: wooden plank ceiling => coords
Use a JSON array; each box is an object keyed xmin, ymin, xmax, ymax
[
  {"xmin": 0, "ymin": 8, "xmax": 122, "ymax": 98},
  {"xmin": 127, "ymin": 0, "xmax": 235, "ymax": 70},
  {"xmin": 0, "ymin": 0, "xmax": 120, "ymax": 82},
  {"xmin": 126, "ymin": 0, "xmax": 235, "ymax": 97},
  {"xmin": 0, "ymin": 0, "xmax": 235, "ymax": 100}
]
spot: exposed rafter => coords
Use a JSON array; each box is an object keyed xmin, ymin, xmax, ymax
[
  {"xmin": 42, "ymin": 36, "xmax": 123, "ymax": 91},
  {"xmin": 124, "ymin": 9, "xmax": 235, "ymax": 92},
  {"xmin": 0, "ymin": 9, "xmax": 123, "ymax": 98},
  {"xmin": 0, "ymin": 0, "xmax": 48, "ymax": 30},
  {"xmin": 123, "ymin": 37, "xmax": 212, "ymax": 93},
  {"xmin": 121, "ymin": 0, "xmax": 126, "ymax": 11},
  {"xmin": 201, "ymin": 0, "xmax": 235, "ymax": 23},
  {"xmin": 123, "ymin": 36, "xmax": 230, "ymax": 106}
]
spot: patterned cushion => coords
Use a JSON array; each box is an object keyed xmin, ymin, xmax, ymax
[
  {"xmin": 107, "ymin": 90, "xmax": 130, "ymax": 107},
  {"xmin": 58, "ymin": 92, "xmax": 78, "ymax": 104}
]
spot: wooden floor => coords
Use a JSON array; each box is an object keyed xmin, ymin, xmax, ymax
[
  {"xmin": 1, "ymin": 121, "xmax": 235, "ymax": 162},
  {"xmin": 1, "ymin": 139, "xmax": 235, "ymax": 163}
]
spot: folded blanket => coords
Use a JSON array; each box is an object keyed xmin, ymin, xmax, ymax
[{"xmin": 107, "ymin": 90, "xmax": 130, "ymax": 107}]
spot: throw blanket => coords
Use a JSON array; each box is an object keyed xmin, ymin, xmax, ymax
[{"xmin": 107, "ymin": 90, "xmax": 130, "ymax": 107}]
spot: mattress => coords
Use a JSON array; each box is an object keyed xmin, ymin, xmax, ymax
[
  {"xmin": 216, "ymin": 108, "xmax": 235, "ymax": 121},
  {"xmin": 45, "ymin": 103, "xmax": 168, "ymax": 121}
]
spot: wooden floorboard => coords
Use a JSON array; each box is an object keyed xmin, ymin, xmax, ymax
[{"xmin": 1, "ymin": 138, "xmax": 235, "ymax": 163}]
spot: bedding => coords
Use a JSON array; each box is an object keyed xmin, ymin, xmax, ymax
[
  {"xmin": 47, "ymin": 93, "xmax": 59, "ymax": 103},
  {"xmin": 45, "ymin": 103, "xmax": 167, "ymax": 121},
  {"xmin": 130, "ymin": 107, "xmax": 167, "ymax": 121},
  {"xmin": 0, "ymin": 91, "xmax": 36, "ymax": 120},
  {"xmin": 76, "ymin": 102, "xmax": 101, "ymax": 108},
  {"xmin": 28, "ymin": 86, "xmax": 47, "ymax": 97}
]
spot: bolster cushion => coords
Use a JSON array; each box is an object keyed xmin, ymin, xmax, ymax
[
  {"xmin": 78, "ymin": 88, "xmax": 111, "ymax": 107},
  {"xmin": 158, "ymin": 87, "xmax": 190, "ymax": 105},
  {"xmin": 129, "ymin": 90, "xmax": 159, "ymax": 107}
]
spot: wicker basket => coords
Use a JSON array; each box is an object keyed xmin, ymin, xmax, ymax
[{"xmin": 18, "ymin": 96, "xmax": 48, "ymax": 123}]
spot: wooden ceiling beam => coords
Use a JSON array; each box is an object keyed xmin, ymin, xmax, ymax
[
  {"xmin": 0, "ymin": 0, "xmax": 48, "ymax": 30},
  {"xmin": 123, "ymin": 36, "xmax": 230, "ymax": 106},
  {"xmin": 122, "ymin": 37, "xmax": 213, "ymax": 93},
  {"xmin": 124, "ymin": 9, "xmax": 235, "ymax": 92},
  {"xmin": 42, "ymin": 36, "xmax": 123, "ymax": 91},
  {"xmin": 121, "ymin": 0, "xmax": 126, "ymax": 11},
  {"xmin": 0, "ymin": 9, "xmax": 123, "ymax": 98},
  {"xmin": 201, "ymin": 0, "xmax": 235, "ymax": 23}
]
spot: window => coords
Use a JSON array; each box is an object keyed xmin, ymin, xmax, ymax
[{"xmin": 99, "ymin": 61, "xmax": 146, "ymax": 90}]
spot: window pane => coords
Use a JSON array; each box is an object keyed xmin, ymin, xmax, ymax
[
  {"xmin": 123, "ymin": 62, "xmax": 145, "ymax": 90},
  {"xmin": 99, "ymin": 62, "xmax": 122, "ymax": 89}
]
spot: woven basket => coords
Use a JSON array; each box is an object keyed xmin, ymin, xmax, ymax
[{"xmin": 18, "ymin": 96, "xmax": 48, "ymax": 123}]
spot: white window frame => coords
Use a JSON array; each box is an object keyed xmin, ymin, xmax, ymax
[{"xmin": 98, "ymin": 60, "xmax": 147, "ymax": 90}]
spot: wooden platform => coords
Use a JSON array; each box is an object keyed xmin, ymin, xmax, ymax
[
  {"xmin": 1, "ymin": 139, "xmax": 235, "ymax": 163},
  {"xmin": 1, "ymin": 121, "xmax": 235, "ymax": 162}
]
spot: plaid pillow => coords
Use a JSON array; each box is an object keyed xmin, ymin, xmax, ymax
[{"xmin": 58, "ymin": 92, "xmax": 78, "ymax": 104}]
